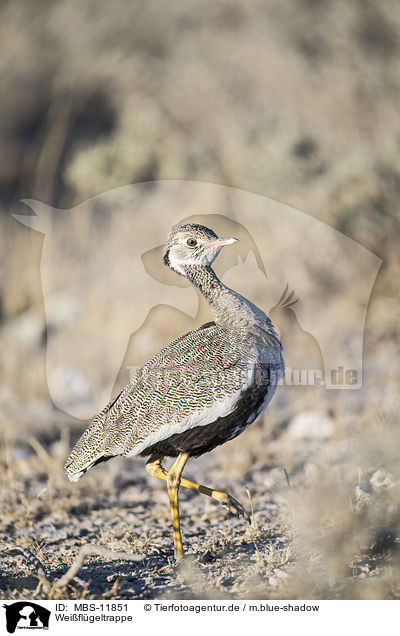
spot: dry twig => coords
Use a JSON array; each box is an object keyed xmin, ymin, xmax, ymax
[
  {"xmin": 54, "ymin": 544, "xmax": 144, "ymax": 588},
  {"xmin": 1, "ymin": 543, "xmax": 144, "ymax": 592}
]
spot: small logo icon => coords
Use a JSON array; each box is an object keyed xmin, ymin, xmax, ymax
[{"xmin": 3, "ymin": 602, "xmax": 50, "ymax": 633}]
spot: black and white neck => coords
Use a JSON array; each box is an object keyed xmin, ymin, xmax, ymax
[
  {"xmin": 182, "ymin": 263, "xmax": 268, "ymax": 329},
  {"xmin": 162, "ymin": 222, "xmax": 273, "ymax": 331}
]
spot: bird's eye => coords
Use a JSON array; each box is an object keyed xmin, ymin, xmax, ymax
[{"xmin": 186, "ymin": 238, "xmax": 197, "ymax": 247}]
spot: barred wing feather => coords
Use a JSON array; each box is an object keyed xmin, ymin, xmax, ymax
[{"xmin": 64, "ymin": 323, "xmax": 257, "ymax": 481}]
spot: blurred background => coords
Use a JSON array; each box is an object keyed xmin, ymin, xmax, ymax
[{"xmin": 0, "ymin": 0, "xmax": 399, "ymax": 600}]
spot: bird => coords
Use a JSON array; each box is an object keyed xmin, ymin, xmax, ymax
[{"xmin": 65, "ymin": 223, "xmax": 284, "ymax": 559}]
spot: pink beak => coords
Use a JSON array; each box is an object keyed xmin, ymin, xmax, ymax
[{"xmin": 203, "ymin": 237, "xmax": 238, "ymax": 250}]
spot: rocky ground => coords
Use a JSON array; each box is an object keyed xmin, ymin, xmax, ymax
[{"xmin": 1, "ymin": 400, "xmax": 399, "ymax": 601}]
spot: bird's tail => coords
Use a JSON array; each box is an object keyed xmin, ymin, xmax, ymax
[
  {"xmin": 64, "ymin": 415, "xmax": 108, "ymax": 482},
  {"xmin": 65, "ymin": 388, "xmax": 125, "ymax": 482}
]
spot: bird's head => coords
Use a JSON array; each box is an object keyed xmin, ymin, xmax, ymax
[{"xmin": 163, "ymin": 223, "xmax": 238, "ymax": 276}]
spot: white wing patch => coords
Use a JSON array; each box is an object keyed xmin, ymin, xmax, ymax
[{"xmin": 126, "ymin": 364, "xmax": 256, "ymax": 457}]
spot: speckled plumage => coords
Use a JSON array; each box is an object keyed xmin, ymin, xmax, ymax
[{"xmin": 65, "ymin": 223, "xmax": 284, "ymax": 483}]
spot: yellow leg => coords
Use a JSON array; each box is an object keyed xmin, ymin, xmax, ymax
[
  {"xmin": 166, "ymin": 452, "xmax": 189, "ymax": 560},
  {"xmin": 146, "ymin": 455, "xmax": 250, "ymax": 525}
]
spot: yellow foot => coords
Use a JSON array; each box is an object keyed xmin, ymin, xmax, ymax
[{"xmin": 210, "ymin": 490, "xmax": 251, "ymax": 523}]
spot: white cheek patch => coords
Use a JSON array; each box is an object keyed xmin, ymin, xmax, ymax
[
  {"xmin": 169, "ymin": 259, "xmax": 186, "ymax": 275},
  {"xmin": 168, "ymin": 244, "xmax": 222, "ymax": 275}
]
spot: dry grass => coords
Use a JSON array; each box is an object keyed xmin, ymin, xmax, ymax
[{"xmin": 1, "ymin": 0, "xmax": 399, "ymax": 600}]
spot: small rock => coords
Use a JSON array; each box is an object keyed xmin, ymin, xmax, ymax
[
  {"xmin": 48, "ymin": 365, "xmax": 93, "ymax": 406},
  {"xmin": 261, "ymin": 467, "xmax": 286, "ymax": 489},
  {"xmin": 4, "ymin": 311, "xmax": 43, "ymax": 347},
  {"xmin": 286, "ymin": 410, "xmax": 334, "ymax": 441},
  {"xmin": 355, "ymin": 484, "xmax": 371, "ymax": 505},
  {"xmin": 356, "ymin": 468, "xmax": 395, "ymax": 503},
  {"xmin": 44, "ymin": 293, "xmax": 78, "ymax": 328},
  {"xmin": 370, "ymin": 469, "xmax": 394, "ymax": 491},
  {"xmin": 12, "ymin": 445, "xmax": 32, "ymax": 460}
]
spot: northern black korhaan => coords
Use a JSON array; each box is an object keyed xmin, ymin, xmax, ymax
[{"xmin": 65, "ymin": 223, "xmax": 284, "ymax": 559}]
